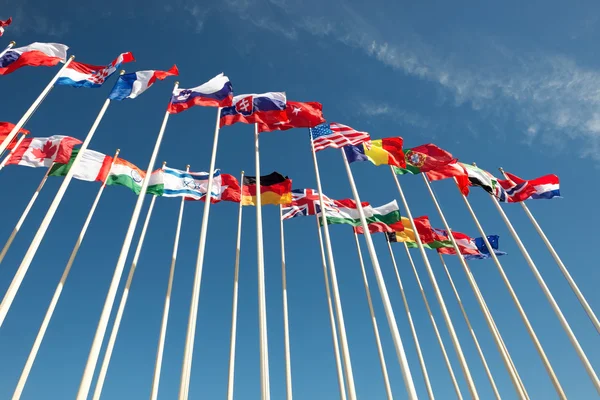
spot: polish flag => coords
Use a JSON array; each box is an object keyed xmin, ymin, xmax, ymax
[
  {"xmin": 0, "ymin": 42, "xmax": 68, "ymax": 75},
  {"xmin": 6, "ymin": 136, "xmax": 82, "ymax": 168}
]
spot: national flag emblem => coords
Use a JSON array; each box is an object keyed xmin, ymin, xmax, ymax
[
  {"xmin": 235, "ymin": 95, "xmax": 254, "ymax": 116},
  {"xmin": 220, "ymin": 92, "xmax": 287, "ymax": 127},
  {"xmin": 281, "ymin": 189, "xmax": 336, "ymax": 220},
  {"xmin": 6, "ymin": 135, "xmax": 82, "ymax": 168},
  {"xmin": 310, "ymin": 122, "xmax": 370, "ymax": 152},
  {"xmin": 406, "ymin": 150, "xmax": 427, "ymax": 168},
  {"xmin": 57, "ymin": 52, "xmax": 135, "ymax": 88}
]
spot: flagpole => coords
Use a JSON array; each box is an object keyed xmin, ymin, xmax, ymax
[
  {"xmin": 0, "ymin": 165, "xmax": 52, "ymax": 265},
  {"xmin": 314, "ymin": 216, "xmax": 347, "ymax": 400},
  {"xmin": 0, "ymin": 55, "xmax": 75, "ymax": 155},
  {"xmin": 421, "ymin": 174, "xmax": 527, "ymax": 398},
  {"xmin": 386, "ymin": 239, "xmax": 434, "ymax": 400},
  {"xmin": 0, "ymin": 134, "xmax": 26, "ymax": 170},
  {"xmin": 226, "ymin": 171, "xmax": 245, "ymax": 400},
  {"xmin": 499, "ymin": 168, "xmax": 600, "ymax": 334},
  {"xmin": 352, "ymin": 232, "xmax": 393, "ymax": 400},
  {"xmin": 310, "ymin": 132, "xmax": 357, "ymax": 400},
  {"xmin": 403, "ymin": 242, "xmax": 463, "ymax": 399},
  {"xmin": 455, "ymin": 178, "xmax": 566, "ymax": 399},
  {"xmin": 341, "ymin": 152, "xmax": 419, "ymax": 399},
  {"xmin": 389, "ymin": 166, "xmax": 477, "ymax": 399},
  {"xmin": 0, "ymin": 90, "xmax": 114, "ymax": 328},
  {"xmin": 0, "ymin": 41, "xmax": 16, "ymax": 59},
  {"xmin": 77, "ymin": 81, "xmax": 177, "ymax": 400},
  {"xmin": 12, "ymin": 150, "xmax": 120, "ymax": 400},
  {"xmin": 179, "ymin": 107, "xmax": 223, "ymax": 399},
  {"xmin": 487, "ymin": 189, "xmax": 600, "ymax": 393},
  {"xmin": 150, "ymin": 165, "xmax": 189, "ymax": 400},
  {"xmin": 279, "ymin": 205, "xmax": 293, "ymax": 399}
]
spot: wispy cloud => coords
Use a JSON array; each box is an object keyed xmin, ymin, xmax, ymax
[{"xmin": 358, "ymin": 101, "xmax": 431, "ymax": 130}]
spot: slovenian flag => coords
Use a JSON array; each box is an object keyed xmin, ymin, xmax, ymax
[
  {"xmin": 0, "ymin": 42, "xmax": 68, "ymax": 75},
  {"xmin": 108, "ymin": 65, "xmax": 179, "ymax": 101},
  {"xmin": 168, "ymin": 73, "xmax": 233, "ymax": 113},
  {"xmin": 56, "ymin": 52, "xmax": 135, "ymax": 88}
]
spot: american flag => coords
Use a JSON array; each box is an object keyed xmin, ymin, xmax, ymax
[
  {"xmin": 310, "ymin": 122, "xmax": 370, "ymax": 152},
  {"xmin": 281, "ymin": 189, "xmax": 337, "ymax": 220}
]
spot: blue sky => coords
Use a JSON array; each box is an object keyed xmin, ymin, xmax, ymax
[{"xmin": 0, "ymin": 0, "xmax": 599, "ymax": 399}]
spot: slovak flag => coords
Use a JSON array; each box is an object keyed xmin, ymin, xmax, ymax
[
  {"xmin": 6, "ymin": 135, "xmax": 82, "ymax": 168},
  {"xmin": 168, "ymin": 73, "xmax": 233, "ymax": 113},
  {"xmin": 220, "ymin": 92, "xmax": 287, "ymax": 127},
  {"xmin": 499, "ymin": 172, "xmax": 561, "ymax": 201},
  {"xmin": 109, "ymin": 65, "xmax": 179, "ymax": 101},
  {"xmin": 0, "ymin": 17, "xmax": 11, "ymax": 37},
  {"xmin": 56, "ymin": 52, "xmax": 135, "ymax": 88},
  {"xmin": 0, "ymin": 42, "xmax": 68, "ymax": 76}
]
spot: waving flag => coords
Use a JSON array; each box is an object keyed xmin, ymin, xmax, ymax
[
  {"xmin": 242, "ymin": 172, "xmax": 292, "ymax": 205},
  {"xmin": 49, "ymin": 148, "xmax": 113, "ymax": 182},
  {"xmin": 0, "ymin": 42, "xmax": 68, "ymax": 75},
  {"xmin": 168, "ymin": 73, "xmax": 233, "ymax": 112},
  {"xmin": 318, "ymin": 199, "xmax": 399, "ymax": 228},
  {"xmin": 393, "ymin": 144, "xmax": 456, "ymax": 175},
  {"xmin": 464, "ymin": 235, "xmax": 507, "ymax": 260},
  {"xmin": 56, "ymin": 52, "xmax": 135, "ymax": 88},
  {"xmin": 0, "ymin": 122, "xmax": 30, "ymax": 150},
  {"xmin": 499, "ymin": 172, "xmax": 560, "ymax": 201},
  {"xmin": 435, "ymin": 229, "xmax": 480, "ymax": 255},
  {"xmin": 385, "ymin": 216, "xmax": 445, "ymax": 248},
  {"xmin": 105, "ymin": 158, "xmax": 163, "ymax": 195},
  {"xmin": 6, "ymin": 135, "xmax": 81, "ymax": 168},
  {"xmin": 281, "ymin": 189, "xmax": 336, "ymax": 220},
  {"xmin": 161, "ymin": 166, "xmax": 222, "ymax": 200},
  {"xmin": 344, "ymin": 137, "xmax": 406, "ymax": 168},
  {"xmin": 258, "ymin": 101, "xmax": 325, "ymax": 132},
  {"xmin": 109, "ymin": 66, "xmax": 178, "ymax": 100},
  {"xmin": 310, "ymin": 123, "xmax": 370, "ymax": 152},
  {"xmin": 220, "ymin": 92, "xmax": 287, "ymax": 127},
  {"xmin": 0, "ymin": 17, "xmax": 11, "ymax": 36},
  {"xmin": 461, "ymin": 163, "xmax": 509, "ymax": 201},
  {"xmin": 425, "ymin": 162, "xmax": 470, "ymax": 195}
]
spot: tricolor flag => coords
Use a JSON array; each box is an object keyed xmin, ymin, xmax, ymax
[
  {"xmin": 343, "ymin": 137, "xmax": 407, "ymax": 168},
  {"xmin": 0, "ymin": 42, "xmax": 68, "ymax": 76},
  {"xmin": 281, "ymin": 188, "xmax": 336, "ymax": 220},
  {"xmin": 461, "ymin": 163, "xmax": 508, "ymax": 201},
  {"xmin": 168, "ymin": 73, "xmax": 233, "ymax": 112},
  {"xmin": 241, "ymin": 172, "xmax": 292, "ymax": 206},
  {"xmin": 6, "ymin": 135, "xmax": 81, "ymax": 168},
  {"xmin": 435, "ymin": 229, "xmax": 481, "ymax": 255},
  {"xmin": 393, "ymin": 144, "xmax": 457, "ymax": 175},
  {"xmin": 220, "ymin": 92, "xmax": 288, "ymax": 127},
  {"xmin": 385, "ymin": 216, "xmax": 444, "ymax": 248},
  {"xmin": 498, "ymin": 172, "xmax": 560, "ymax": 201},
  {"xmin": 162, "ymin": 166, "xmax": 222, "ymax": 200},
  {"xmin": 0, "ymin": 17, "xmax": 12, "ymax": 37},
  {"xmin": 48, "ymin": 148, "xmax": 113, "ymax": 182},
  {"xmin": 105, "ymin": 158, "xmax": 163, "ymax": 195},
  {"xmin": 0, "ymin": 122, "xmax": 30, "ymax": 150},
  {"xmin": 319, "ymin": 199, "xmax": 399, "ymax": 228},
  {"xmin": 109, "ymin": 66, "xmax": 179, "ymax": 101},
  {"xmin": 56, "ymin": 52, "xmax": 135, "ymax": 88},
  {"xmin": 464, "ymin": 235, "xmax": 507, "ymax": 260},
  {"xmin": 257, "ymin": 101, "xmax": 325, "ymax": 132},
  {"xmin": 310, "ymin": 123, "xmax": 370, "ymax": 152}
]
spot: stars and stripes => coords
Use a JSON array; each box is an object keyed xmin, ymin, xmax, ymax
[
  {"xmin": 281, "ymin": 189, "xmax": 336, "ymax": 220},
  {"xmin": 310, "ymin": 122, "xmax": 370, "ymax": 152}
]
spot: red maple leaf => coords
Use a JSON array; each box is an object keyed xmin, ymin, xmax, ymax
[{"xmin": 31, "ymin": 140, "xmax": 57, "ymax": 162}]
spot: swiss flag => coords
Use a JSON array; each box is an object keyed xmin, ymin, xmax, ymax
[{"xmin": 257, "ymin": 101, "xmax": 325, "ymax": 132}]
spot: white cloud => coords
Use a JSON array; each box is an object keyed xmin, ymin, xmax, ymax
[{"xmin": 359, "ymin": 101, "xmax": 431, "ymax": 129}]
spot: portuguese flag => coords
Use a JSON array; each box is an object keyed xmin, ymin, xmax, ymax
[
  {"xmin": 242, "ymin": 171, "xmax": 292, "ymax": 206},
  {"xmin": 393, "ymin": 143, "xmax": 456, "ymax": 175},
  {"xmin": 105, "ymin": 157, "xmax": 164, "ymax": 195}
]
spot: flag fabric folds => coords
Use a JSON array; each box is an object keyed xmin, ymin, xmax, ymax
[
  {"xmin": 461, "ymin": 163, "xmax": 508, "ymax": 201},
  {"xmin": 56, "ymin": 52, "xmax": 135, "ymax": 88},
  {"xmin": 242, "ymin": 172, "xmax": 292, "ymax": 206},
  {"xmin": 220, "ymin": 92, "xmax": 287, "ymax": 127},
  {"xmin": 6, "ymin": 135, "xmax": 81, "ymax": 168},
  {"xmin": 281, "ymin": 188, "xmax": 336, "ymax": 220},
  {"xmin": 48, "ymin": 148, "xmax": 113, "ymax": 182},
  {"xmin": 105, "ymin": 158, "xmax": 163, "ymax": 195},
  {"xmin": 257, "ymin": 101, "xmax": 325, "ymax": 132},
  {"xmin": 393, "ymin": 144, "xmax": 456, "ymax": 175},
  {"xmin": 385, "ymin": 216, "xmax": 443, "ymax": 248},
  {"xmin": 464, "ymin": 235, "xmax": 507, "ymax": 260},
  {"xmin": 162, "ymin": 166, "xmax": 222, "ymax": 200},
  {"xmin": 498, "ymin": 172, "xmax": 560, "ymax": 201},
  {"xmin": 343, "ymin": 137, "xmax": 407, "ymax": 168},
  {"xmin": 425, "ymin": 162, "xmax": 470, "ymax": 195},
  {"xmin": 435, "ymin": 229, "xmax": 480, "ymax": 255},
  {"xmin": 0, "ymin": 122, "xmax": 30, "ymax": 150},
  {"xmin": 109, "ymin": 66, "xmax": 179, "ymax": 100},
  {"xmin": 0, "ymin": 42, "xmax": 68, "ymax": 75},
  {"xmin": 168, "ymin": 73, "xmax": 234, "ymax": 112},
  {"xmin": 310, "ymin": 123, "xmax": 370, "ymax": 152},
  {"xmin": 0, "ymin": 17, "xmax": 12, "ymax": 36},
  {"xmin": 320, "ymin": 199, "xmax": 399, "ymax": 228}
]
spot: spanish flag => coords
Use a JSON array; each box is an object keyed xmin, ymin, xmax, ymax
[{"xmin": 242, "ymin": 172, "xmax": 292, "ymax": 206}]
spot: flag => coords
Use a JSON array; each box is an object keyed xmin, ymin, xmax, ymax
[
  {"xmin": 281, "ymin": 188, "xmax": 336, "ymax": 220},
  {"xmin": 242, "ymin": 172, "xmax": 292, "ymax": 206},
  {"xmin": 344, "ymin": 200, "xmax": 401, "ymax": 232},
  {"xmin": 257, "ymin": 101, "xmax": 325, "ymax": 132},
  {"xmin": 435, "ymin": 229, "xmax": 480, "ymax": 255},
  {"xmin": 392, "ymin": 144, "xmax": 456, "ymax": 175},
  {"xmin": 161, "ymin": 166, "xmax": 222, "ymax": 200},
  {"xmin": 310, "ymin": 123, "xmax": 370, "ymax": 152},
  {"xmin": 105, "ymin": 158, "xmax": 163, "ymax": 195},
  {"xmin": 464, "ymin": 235, "xmax": 507, "ymax": 260},
  {"xmin": 385, "ymin": 216, "xmax": 444, "ymax": 248},
  {"xmin": 499, "ymin": 172, "xmax": 560, "ymax": 201},
  {"xmin": 48, "ymin": 148, "xmax": 113, "ymax": 182},
  {"xmin": 425, "ymin": 162, "xmax": 470, "ymax": 195},
  {"xmin": 56, "ymin": 52, "xmax": 135, "ymax": 88},
  {"xmin": 6, "ymin": 135, "xmax": 81, "ymax": 168},
  {"xmin": 0, "ymin": 17, "xmax": 11, "ymax": 36},
  {"xmin": 0, "ymin": 42, "xmax": 68, "ymax": 75},
  {"xmin": 220, "ymin": 92, "xmax": 287, "ymax": 127},
  {"xmin": 319, "ymin": 199, "xmax": 399, "ymax": 228},
  {"xmin": 168, "ymin": 73, "xmax": 233, "ymax": 112},
  {"xmin": 0, "ymin": 122, "xmax": 30, "ymax": 150},
  {"xmin": 461, "ymin": 163, "xmax": 508, "ymax": 201},
  {"xmin": 109, "ymin": 66, "xmax": 179, "ymax": 100},
  {"xmin": 343, "ymin": 137, "xmax": 406, "ymax": 168}
]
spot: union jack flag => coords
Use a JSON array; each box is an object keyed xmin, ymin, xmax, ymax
[{"xmin": 281, "ymin": 188, "xmax": 336, "ymax": 220}]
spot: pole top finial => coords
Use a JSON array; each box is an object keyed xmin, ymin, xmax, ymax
[
  {"xmin": 472, "ymin": 162, "xmax": 477, "ymax": 167},
  {"xmin": 115, "ymin": 148, "xmax": 121, "ymax": 154},
  {"xmin": 241, "ymin": 170, "xmax": 245, "ymax": 175},
  {"xmin": 162, "ymin": 161, "xmax": 167, "ymax": 167},
  {"xmin": 69, "ymin": 55, "xmax": 75, "ymax": 60},
  {"xmin": 186, "ymin": 164, "xmax": 190, "ymax": 169},
  {"xmin": 174, "ymin": 81, "xmax": 179, "ymax": 86},
  {"xmin": 120, "ymin": 70, "xmax": 126, "ymax": 75},
  {"xmin": 9, "ymin": 40, "xmax": 15, "ymax": 46},
  {"xmin": 499, "ymin": 167, "xmax": 504, "ymax": 172}
]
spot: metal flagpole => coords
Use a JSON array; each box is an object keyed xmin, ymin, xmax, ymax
[
  {"xmin": 352, "ymin": 232, "xmax": 393, "ymax": 400},
  {"xmin": 226, "ymin": 171, "xmax": 245, "ymax": 400},
  {"xmin": 499, "ymin": 168, "xmax": 600, "ymax": 334},
  {"xmin": 310, "ymin": 131, "xmax": 357, "ymax": 400},
  {"xmin": 77, "ymin": 81, "xmax": 177, "ymax": 400},
  {"xmin": 0, "ymin": 55, "xmax": 75, "ymax": 155},
  {"xmin": 0, "ymin": 166, "xmax": 52, "ymax": 265},
  {"xmin": 403, "ymin": 242, "xmax": 463, "ymax": 399},
  {"xmin": 92, "ymin": 194, "xmax": 159, "ymax": 399},
  {"xmin": 386, "ymin": 239, "xmax": 435, "ymax": 400},
  {"xmin": 437, "ymin": 252, "xmax": 501, "ymax": 400},
  {"xmin": 455, "ymin": 178, "xmax": 566, "ymax": 399},
  {"xmin": 0, "ymin": 92, "xmax": 114, "ymax": 328},
  {"xmin": 421, "ymin": 174, "xmax": 528, "ymax": 399},
  {"xmin": 280, "ymin": 205, "xmax": 293, "ymax": 399},
  {"xmin": 389, "ymin": 166, "xmax": 478, "ymax": 399},
  {"xmin": 179, "ymin": 107, "xmax": 223, "ymax": 399},
  {"xmin": 12, "ymin": 150, "xmax": 120, "ymax": 400},
  {"xmin": 488, "ymin": 190, "xmax": 600, "ymax": 394},
  {"xmin": 0, "ymin": 134, "xmax": 26, "ymax": 171},
  {"xmin": 0, "ymin": 41, "xmax": 16, "ymax": 59},
  {"xmin": 314, "ymin": 216, "xmax": 347, "ymax": 400},
  {"xmin": 341, "ymin": 151, "xmax": 419, "ymax": 400},
  {"xmin": 150, "ymin": 165, "xmax": 189, "ymax": 400}
]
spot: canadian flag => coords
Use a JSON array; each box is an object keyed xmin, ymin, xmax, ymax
[{"xmin": 6, "ymin": 135, "xmax": 82, "ymax": 168}]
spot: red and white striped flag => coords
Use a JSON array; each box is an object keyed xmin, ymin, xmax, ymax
[{"xmin": 310, "ymin": 122, "xmax": 370, "ymax": 152}]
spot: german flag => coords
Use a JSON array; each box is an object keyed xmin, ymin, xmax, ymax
[{"xmin": 242, "ymin": 171, "xmax": 292, "ymax": 206}]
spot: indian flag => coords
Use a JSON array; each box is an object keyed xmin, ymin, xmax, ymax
[
  {"xmin": 105, "ymin": 157, "xmax": 164, "ymax": 195},
  {"xmin": 320, "ymin": 199, "xmax": 400, "ymax": 227}
]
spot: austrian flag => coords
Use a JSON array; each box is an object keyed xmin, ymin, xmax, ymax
[{"xmin": 7, "ymin": 136, "xmax": 82, "ymax": 168}]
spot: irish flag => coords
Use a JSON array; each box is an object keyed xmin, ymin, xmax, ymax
[
  {"xmin": 320, "ymin": 199, "xmax": 400, "ymax": 227},
  {"xmin": 105, "ymin": 157, "xmax": 163, "ymax": 195}
]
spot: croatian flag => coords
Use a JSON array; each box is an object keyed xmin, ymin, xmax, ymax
[
  {"xmin": 219, "ymin": 92, "xmax": 287, "ymax": 127},
  {"xmin": 0, "ymin": 42, "xmax": 68, "ymax": 76},
  {"xmin": 168, "ymin": 73, "xmax": 233, "ymax": 113},
  {"xmin": 109, "ymin": 65, "xmax": 179, "ymax": 101},
  {"xmin": 56, "ymin": 52, "xmax": 135, "ymax": 88},
  {"xmin": 162, "ymin": 166, "xmax": 222, "ymax": 200},
  {"xmin": 0, "ymin": 17, "xmax": 11, "ymax": 37},
  {"xmin": 499, "ymin": 172, "xmax": 561, "ymax": 201}
]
